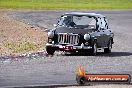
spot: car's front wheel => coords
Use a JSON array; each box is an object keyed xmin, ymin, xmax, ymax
[
  {"xmin": 90, "ymin": 41, "xmax": 97, "ymax": 56},
  {"xmin": 104, "ymin": 40, "xmax": 112, "ymax": 53},
  {"xmin": 76, "ymin": 76, "xmax": 86, "ymax": 85},
  {"xmin": 46, "ymin": 46, "xmax": 55, "ymax": 55}
]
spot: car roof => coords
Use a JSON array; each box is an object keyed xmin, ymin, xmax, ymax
[{"xmin": 64, "ymin": 12, "xmax": 105, "ymax": 18}]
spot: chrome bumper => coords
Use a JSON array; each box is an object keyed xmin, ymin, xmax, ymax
[{"xmin": 46, "ymin": 43, "xmax": 92, "ymax": 50}]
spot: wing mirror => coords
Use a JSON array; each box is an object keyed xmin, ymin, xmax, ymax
[{"xmin": 53, "ymin": 24, "xmax": 57, "ymax": 27}]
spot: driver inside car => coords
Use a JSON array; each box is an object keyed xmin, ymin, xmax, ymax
[{"xmin": 69, "ymin": 21, "xmax": 76, "ymax": 27}]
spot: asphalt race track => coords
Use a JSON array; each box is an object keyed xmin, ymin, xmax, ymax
[{"xmin": 0, "ymin": 10, "xmax": 132, "ymax": 87}]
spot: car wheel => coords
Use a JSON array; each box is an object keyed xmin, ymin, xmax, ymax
[
  {"xmin": 90, "ymin": 41, "xmax": 97, "ymax": 56},
  {"xmin": 104, "ymin": 40, "xmax": 112, "ymax": 53},
  {"xmin": 77, "ymin": 76, "xmax": 86, "ymax": 85},
  {"xmin": 46, "ymin": 46, "xmax": 55, "ymax": 55}
]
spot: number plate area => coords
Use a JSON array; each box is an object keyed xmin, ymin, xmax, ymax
[{"xmin": 59, "ymin": 45, "xmax": 73, "ymax": 50}]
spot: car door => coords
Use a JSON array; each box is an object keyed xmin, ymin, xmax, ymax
[
  {"xmin": 100, "ymin": 17, "xmax": 111, "ymax": 47},
  {"xmin": 95, "ymin": 17, "xmax": 106, "ymax": 47}
]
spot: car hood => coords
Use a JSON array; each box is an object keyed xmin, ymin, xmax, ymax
[{"xmin": 54, "ymin": 27, "xmax": 93, "ymax": 35}]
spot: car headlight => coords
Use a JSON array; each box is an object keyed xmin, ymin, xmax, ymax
[
  {"xmin": 84, "ymin": 34, "xmax": 90, "ymax": 41},
  {"xmin": 48, "ymin": 31, "xmax": 54, "ymax": 38},
  {"xmin": 48, "ymin": 39, "xmax": 52, "ymax": 43}
]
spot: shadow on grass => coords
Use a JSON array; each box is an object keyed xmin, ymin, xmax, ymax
[{"xmin": 65, "ymin": 51, "xmax": 132, "ymax": 57}]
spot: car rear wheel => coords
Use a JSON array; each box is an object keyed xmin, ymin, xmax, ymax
[
  {"xmin": 104, "ymin": 40, "xmax": 112, "ymax": 53},
  {"xmin": 46, "ymin": 46, "xmax": 55, "ymax": 55},
  {"xmin": 76, "ymin": 76, "xmax": 86, "ymax": 85},
  {"xmin": 90, "ymin": 41, "xmax": 97, "ymax": 56}
]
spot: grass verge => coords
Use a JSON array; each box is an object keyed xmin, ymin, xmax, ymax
[
  {"xmin": 0, "ymin": 0, "xmax": 132, "ymax": 10},
  {"xmin": 4, "ymin": 42, "xmax": 38, "ymax": 53}
]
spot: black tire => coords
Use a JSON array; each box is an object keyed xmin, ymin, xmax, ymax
[
  {"xmin": 46, "ymin": 46, "xmax": 55, "ymax": 55},
  {"xmin": 77, "ymin": 76, "xmax": 86, "ymax": 85},
  {"xmin": 90, "ymin": 41, "xmax": 97, "ymax": 56},
  {"xmin": 104, "ymin": 40, "xmax": 112, "ymax": 53}
]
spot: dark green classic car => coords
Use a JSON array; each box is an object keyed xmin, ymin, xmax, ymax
[{"xmin": 46, "ymin": 12, "xmax": 114, "ymax": 55}]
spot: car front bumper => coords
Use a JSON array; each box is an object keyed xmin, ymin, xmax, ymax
[{"xmin": 46, "ymin": 43, "xmax": 92, "ymax": 51}]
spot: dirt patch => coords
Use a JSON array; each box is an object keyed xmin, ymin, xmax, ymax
[{"xmin": 0, "ymin": 10, "xmax": 47, "ymax": 56}]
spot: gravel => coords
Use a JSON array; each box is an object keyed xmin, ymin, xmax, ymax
[{"xmin": 0, "ymin": 10, "xmax": 132, "ymax": 87}]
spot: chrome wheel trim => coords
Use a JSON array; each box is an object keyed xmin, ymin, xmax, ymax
[
  {"xmin": 93, "ymin": 43, "xmax": 97, "ymax": 55},
  {"xmin": 109, "ymin": 40, "xmax": 112, "ymax": 50}
]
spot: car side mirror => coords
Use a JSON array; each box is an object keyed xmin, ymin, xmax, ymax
[{"xmin": 53, "ymin": 24, "xmax": 57, "ymax": 27}]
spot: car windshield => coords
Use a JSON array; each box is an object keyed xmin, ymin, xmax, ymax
[{"xmin": 57, "ymin": 15, "xmax": 96, "ymax": 28}]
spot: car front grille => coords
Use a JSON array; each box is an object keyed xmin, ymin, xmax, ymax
[{"xmin": 57, "ymin": 33, "xmax": 80, "ymax": 45}]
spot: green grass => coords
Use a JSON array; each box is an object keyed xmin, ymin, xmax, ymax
[
  {"xmin": 4, "ymin": 42, "xmax": 37, "ymax": 53},
  {"xmin": 0, "ymin": 0, "xmax": 132, "ymax": 10}
]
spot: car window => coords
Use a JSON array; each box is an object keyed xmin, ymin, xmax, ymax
[
  {"xmin": 58, "ymin": 15, "xmax": 97, "ymax": 29},
  {"xmin": 58, "ymin": 16, "xmax": 72, "ymax": 26},
  {"xmin": 104, "ymin": 18, "xmax": 109, "ymax": 29},
  {"xmin": 101, "ymin": 17, "xmax": 107, "ymax": 30},
  {"xmin": 73, "ymin": 16, "xmax": 96, "ymax": 26},
  {"xmin": 97, "ymin": 17, "xmax": 101, "ymax": 30}
]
